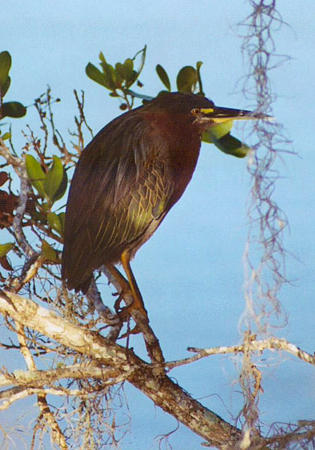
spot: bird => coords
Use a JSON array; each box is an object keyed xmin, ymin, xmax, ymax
[{"xmin": 62, "ymin": 92, "xmax": 263, "ymax": 316}]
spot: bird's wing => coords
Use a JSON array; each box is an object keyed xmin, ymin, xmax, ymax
[{"xmin": 62, "ymin": 111, "xmax": 174, "ymax": 291}]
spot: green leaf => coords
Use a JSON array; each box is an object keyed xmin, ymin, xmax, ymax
[
  {"xmin": 123, "ymin": 58, "xmax": 134, "ymax": 81},
  {"xmin": 85, "ymin": 63, "xmax": 107, "ymax": 88},
  {"xmin": 202, "ymin": 120, "xmax": 250, "ymax": 157},
  {"xmin": 41, "ymin": 240, "xmax": 59, "ymax": 263},
  {"xmin": 25, "ymin": 154, "xmax": 46, "ymax": 198},
  {"xmin": 96, "ymin": 53, "xmax": 116, "ymax": 90},
  {"xmin": 1, "ymin": 101, "xmax": 26, "ymax": 118},
  {"xmin": 114, "ymin": 60, "xmax": 135, "ymax": 87},
  {"xmin": 156, "ymin": 64, "xmax": 171, "ymax": 91},
  {"xmin": 58, "ymin": 212, "xmax": 65, "ymax": 236},
  {"xmin": 47, "ymin": 212, "xmax": 63, "ymax": 235},
  {"xmin": 127, "ymin": 70, "xmax": 138, "ymax": 87},
  {"xmin": 213, "ymin": 133, "xmax": 250, "ymax": 158},
  {"xmin": 196, "ymin": 61, "xmax": 204, "ymax": 95},
  {"xmin": 99, "ymin": 51, "xmax": 106, "ymax": 65},
  {"xmin": 44, "ymin": 156, "xmax": 65, "ymax": 203},
  {"xmin": 196, "ymin": 61, "xmax": 203, "ymax": 71},
  {"xmin": 124, "ymin": 46, "xmax": 146, "ymax": 88},
  {"xmin": 115, "ymin": 62, "xmax": 125, "ymax": 86},
  {"xmin": 0, "ymin": 242, "xmax": 14, "ymax": 257},
  {"xmin": 202, "ymin": 120, "xmax": 234, "ymax": 143},
  {"xmin": 0, "ymin": 131, "xmax": 11, "ymax": 140},
  {"xmin": 0, "ymin": 51, "xmax": 11, "ymax": 89},
  {"xmin": 176, "ymin": 66, "xmax": 197, "ymax": 93},
  {"xmin": 88, "ymin": 47, "xmax": 146, "ymax": 92},
  {"xmin": 131, "ymin": 45, "xmax": 146, "ymax": 83},
  {"xmin": 1, "ymin": 76, "xmax": 11, "ymax": 97},
  {"xmin": 102, "ymin": 63, "xmax": 116, "ymax": 90},
  {"xmin": 53, "ymin": 167, "xmax": 68, "ymax": 201},
  {"xmin": 99, "ymin": 55, "xmax": 108, "ymax": 72}
]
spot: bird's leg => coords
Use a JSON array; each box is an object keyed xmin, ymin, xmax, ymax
[
  {"xmin": 103, "ymin": 261, "xmax": 164, "ymax": 364},
  {"xmin": 104, "ymin": 263, "xmax": 146, "ymax": 326},
  {"xmin": 120, "ymin": 250, "xmax": 149, "ymax": 320},
  {"xmin": 85, "ymin": 277, "xmax": 121, "ymax": 341},
  {"xmin": 103, "ymin": 264, "xmax": 140, "ymax": 334},
  {"xmin": 103, "ymin": 264, "xmax": 135, "ymax": 315}
]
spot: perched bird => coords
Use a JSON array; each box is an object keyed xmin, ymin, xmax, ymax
[{"xmin": 62, "ymin": 92, "xmax": 262, "ymax": 314}]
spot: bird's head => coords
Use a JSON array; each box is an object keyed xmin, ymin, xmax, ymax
[
  {"xmin": 143, "ymin": 92, "xmax": 271, "ymax": 157},
  {"xmin": 145, "ymin": 91, "xmax": 270, "ymax": 130}
]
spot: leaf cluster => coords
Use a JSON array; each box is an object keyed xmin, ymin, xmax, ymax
[
  {"xmin": 86, "ymin": 46, "xmax": 147, "ymax": 110},
  {"xmin": 0, "ymin": 85, "xmax": 74, "ymax": 273},
  {"xmin": 86, "ymin": 48, "xmax": 251, "ymax": 158},
  {"xmin": 0, "ymin": 51, "xmax": 27, "ymax": 140},
  {"xmin": 24, "ymin": 154, "xmax": 66, "ymax": 263}
]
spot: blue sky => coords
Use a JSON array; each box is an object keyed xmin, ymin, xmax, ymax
[{"xmin": 2, "ymin": 1, "xmax": 315, "ymax": 448}]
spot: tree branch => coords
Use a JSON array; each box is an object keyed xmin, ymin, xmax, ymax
[
  {"xmin": 166, "ymin": 338, "xmax": 315, "ymax": 370},
  {"xmin": 0, "ymin": 289, "xmax": 249, "ymax": 448},
  {"xmin": 0, "ymin": 385, "xmax": 91, "ymax": 410},
  {"xmin": 0, "ymin": 365, "xmax": 129, "ymax": 389}
]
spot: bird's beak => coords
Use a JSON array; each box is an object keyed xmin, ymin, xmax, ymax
[{"xmin": 192, "ymin": 106, "xmax": 272, "ymax": 124}]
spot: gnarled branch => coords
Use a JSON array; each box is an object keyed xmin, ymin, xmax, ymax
[{"xmin": 0, "ymin": 289, "xmax": 249, "ymax": 448}]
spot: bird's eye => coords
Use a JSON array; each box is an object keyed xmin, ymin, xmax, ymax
[{"xmin": 191, "ymin": 108, "xmax": 200, "ymax": 116}]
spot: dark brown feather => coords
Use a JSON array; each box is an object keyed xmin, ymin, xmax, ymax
[{"xmin": 62, "ymin": 93, "xmax": 214, "ymax": 292}]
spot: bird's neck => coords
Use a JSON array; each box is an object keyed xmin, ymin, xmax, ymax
[{"xmin": 144, "ymin": 110, "xmax": 202, "ymax": 204}]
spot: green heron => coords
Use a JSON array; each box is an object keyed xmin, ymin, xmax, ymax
[{"xmin": 62, "ymin": 92, "xmax": 262, "ymax": 316}]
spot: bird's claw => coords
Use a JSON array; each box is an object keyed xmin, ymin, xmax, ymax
[{"xmin": 114, "ymin": 290, "xmax": 148, "ymax": 320}]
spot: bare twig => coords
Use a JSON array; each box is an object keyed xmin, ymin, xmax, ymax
[
  {"xmin": 265, "ymin": 420, "xmax": 315, "ymax": 449},
  {"xmin": 73, "ymin": 89, "xmax": 93, "ymax": 145},
  {"xmin": 165, "ymin": 337, "xmax": 315, "ymax": 370},
  {"xmin": 12, "ymin": 163, "xmax": 35, "ymax": 258}
]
